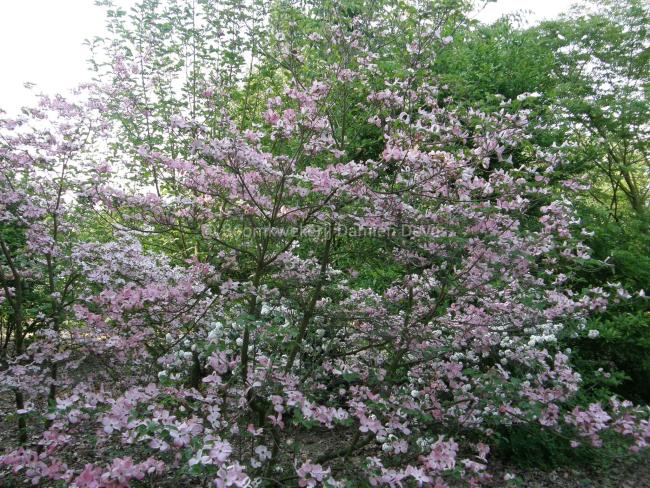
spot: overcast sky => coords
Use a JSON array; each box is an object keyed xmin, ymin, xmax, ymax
[{"xmin": 0, "ymin": 0, "xmax": 572, "ymax": 113}]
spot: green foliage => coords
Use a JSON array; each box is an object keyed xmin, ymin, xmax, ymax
[
  {"xmin": 493, "ymin": 424, "xmax": 595, "ymax": 469},
  {"xmin": 568, "ymin": 206, "xmax": 650, "ymax": 403},
  {"xmin": 436, "ymin": 17, "xmax": 556, "ymax": 108}
]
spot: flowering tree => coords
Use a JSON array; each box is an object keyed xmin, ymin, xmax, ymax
[
  {"xmin": 1, "ymin": 0, "xmax": 648, "ymax": 486},
  {"xmin": 0, "ymin": 92, "xmax": 107, "ymax": 443}
]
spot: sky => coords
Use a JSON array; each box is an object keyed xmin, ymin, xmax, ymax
[{"xmin": 0, "ymin": 0, "xmax": 572, "ymax": 114}]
